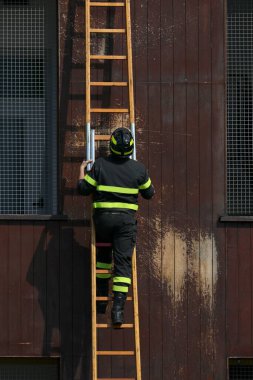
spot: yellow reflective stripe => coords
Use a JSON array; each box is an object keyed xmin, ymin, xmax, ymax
[
  {"xmin": 96, "ymin": 273, "xmax": 111, "ymax": 279},
  {"xmin": 113, "ymin": 285, "xmax": 128, "ymax": 293},
  {"xmin": 96, "ymin": 262, "xmax": 112, "ymax": 269},
  {"xmin": 130, "ymin": 138, "xmax": 134, "ymax": 146},
  {"xmin": 139, "ymin": 178, "xmax": 151, "ymax": 190},
  {"xmin": 110, "ymin": 147, "xmax": 121, "ymax": 155},
  {"xmin": 93, "ymin": 202, "xmax": 138, "ymax": 211},
  {"xmin": 97, "ymin": 185, "xmax": 139, "ymax": 194},
  {"xmin": 111, "ymin": 135, "xmax": 117, "ymax": 145},
  {"xmin": 113, "ymin": 277, "xmax": 131, "ymax": 285},
  {"xmin": 84, "ymin": 174, "xmax": 97, "ymax": 187},
  {"xmin": 111, "ymin": 146, "xmax": 133, "ymax": 156},
  {"xmin": 124, "ymin": 149, "xmax": 133, "ymax": 155}
]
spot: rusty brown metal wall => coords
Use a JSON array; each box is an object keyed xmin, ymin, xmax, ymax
[{"xmin": 0, "ymin": 0, "xmax": 252, "ymax": 379}]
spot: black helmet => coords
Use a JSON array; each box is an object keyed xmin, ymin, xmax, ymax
[{"xmin": 110, "ymin": 127, "xmax": 134, "ymax": 157}]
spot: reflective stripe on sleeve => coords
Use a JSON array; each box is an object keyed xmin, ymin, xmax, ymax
[
  {"xmin": 113, "ymin": 276, "xmax": 131, "ymax": 285},
  {"xmin": 93, "ymin": 202, "xmax": 138, "ymax": 211},
  {"xmin": 96, "ymin": 185, "xmax": 139, "ymax": 194},
  {"xmin": 139, "ymin": 178, "xmax": 151, "ymax": 190},
  {"xmin": 84, "ymin": 174, "xmax": 97, "ymax": 187}
]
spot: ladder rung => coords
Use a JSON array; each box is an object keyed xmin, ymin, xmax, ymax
[
  {"xmin": 97, "ymin": 323, "xmax": 134, "ymax": 328},
  {"xmin": 91, "ymin": 82, "xmax": 128, "ymax": 87},
  {"xmin": 90, "ymin": 55, "xmax": 127, "ymax": 60},
  {"xmin": 98, "ymin": 378, "xmax": 135, "ymax": 380},
  {"xmin": 96, "ymin": 270, "xmax": 113, "ymax": 274},
  {"xmin": 97, "ymin": 351, "xmax": 135, "ymax": 356},
  {"xmin": 95, "ymin": 135, "xmax": 111, "ymax": 141},
  {"xmin": 90, "ymin": 28, "xmax": 125, "ymax": 33},
  {"xmin": 96, "ymin": 296, "xmax": 133, "ymax": 301},
  {"xmin": 96, "ymin": 242, "xmax": 112, "ymax": 247},
  {"xmin": 91, "ymin": 108, "xmax": 129, "ymax": 113},
  {"xmin": 90, "ymin": 2, "xmax": 125, "ymax": 6}
]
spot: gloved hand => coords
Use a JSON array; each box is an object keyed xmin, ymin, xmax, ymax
[{"xmin": 79, "ymin": 159, "xmax": 93, "ymax": 179}]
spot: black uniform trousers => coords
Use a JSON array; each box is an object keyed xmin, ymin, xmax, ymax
[{"xmin": 93, "ymin": 211, "xmax": 137, "ymax": 293}]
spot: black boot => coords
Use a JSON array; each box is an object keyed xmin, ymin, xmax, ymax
[
  {"xmin": 96, "ymin": 278, "xmax": 109, "ymax": 314},
  {"xmin": 111, "ymin": 292, "xmax": 127, "ymax": 327}
]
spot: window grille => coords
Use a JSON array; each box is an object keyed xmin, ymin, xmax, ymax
[
  {"xmin": 0, "ymin": 0, "xmax": 57, "ymax": 215},
  {"xmin": 229, "ymin": 358, "xmax": 253, "ymax": 379},
  {"xmin": 227, "ymin": 0, "xmax": 253, "ymax": 215}
]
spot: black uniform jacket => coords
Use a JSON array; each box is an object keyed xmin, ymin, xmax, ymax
[{"xmin": 78, "ymin": 155, "xmax": 154, "ymax": 214}]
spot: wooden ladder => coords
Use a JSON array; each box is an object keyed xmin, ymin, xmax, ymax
[
  {"xmin": 85, "ymin": 0, "xmax": 136, "ymax": 164},
  {"xmin": 91, "ymin": 220, "xmax": 141, "ymax": 380},
  {"xmin": 86, "ymin": 1, "xmax": 141, "ymax": 377}
]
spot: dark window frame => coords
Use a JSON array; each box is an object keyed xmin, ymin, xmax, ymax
[
  {"xmin": 221, "ymin": 0, "xmax": 253, "ymax": 222},
  {"xmin": 0, "ymin": 0, "xmax": 64, "ymax": 220}
]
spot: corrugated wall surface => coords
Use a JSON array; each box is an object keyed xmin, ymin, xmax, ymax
[{"xmin": 0, "ymin": 0, "xmax": 253, "ymax": 379}]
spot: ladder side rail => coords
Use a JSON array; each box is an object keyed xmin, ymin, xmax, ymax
[
  {"xmin": 86, "ymin": 0, "xmax": 92, "ymax": 170},
  {"xmin": 91, "ymin": 216, "xmax": 98, "ymax": 380},
  {"xmin": 125, "ymin": 0, "xmax": 136, "ymax": 160},
  {"xmin": 132, "ymin": 247, "xmax": 142, "ymax": 380}
]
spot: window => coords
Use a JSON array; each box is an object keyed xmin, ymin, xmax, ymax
[
  {"xmin": 227, "ymin": 0, "xmax": 253, "ymax": 215},
  {"xmin": 229, "ymin": 358, "xmax": 253, "ymax": 380},
  {"xmin": 0, "ymin": 0, "xmax": 57, "ymax": 215}
]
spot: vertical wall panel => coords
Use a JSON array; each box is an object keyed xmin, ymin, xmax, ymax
[
  {"xmin": 21, "ymin": 223, "xmax": 34, "ymax": 356},
  {"xmin": 8, "ymin": 223, "xmax": 21, "ymax": 355},
  {"xmin": 147, "ymin": 2, "xmax": 162, "ymax": 378},
  {"xmin": 186, "ymin": 1, "xmax": 200, "ymax": 378},
  {"xmin": 160, "ymin": 0, "xmax": 175, "ymax": 378},
  {"xmin": 226, "ymin": 225, "xmax": 239, "ymax": 355},
  {"xmin": 46, "ymin": 222, "xmax": 60, "ymax": 356},
  {"xmin": 238, "ymin": 226, "xmax": 252, "ymax": 353},
  {"xmin": 32, "ymin": 223, "xmax": 47, "ymax": 356},
  {"xmin": 161, "ymin": 84, "xmax": 175, "ymax": 379},
  {"xmin": 199, "ymin": 83, "xmax": 214, "ymax": 380},
  {"xmin": 0, "ymin": 223, "xmax": 9, "ymax": 355}
]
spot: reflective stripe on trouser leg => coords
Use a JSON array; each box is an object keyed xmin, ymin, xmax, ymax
[
  {"xmin": 113, "ymin": 284, "xmax": 129, "ymax": 293},
  {"xmin": 113, "ymin": 277, "xmax": 131, "ymax": 293},
  {"xmin": 96, "ymin": 261, "xmax": 112, "ymax": 279},
  {"xmin": 113, "ymin": 276, "xmax": 131, "ymax": 285}
]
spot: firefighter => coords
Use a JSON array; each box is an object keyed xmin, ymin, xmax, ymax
[{"xmin": 78, "ymin": 127, "xmax": 154, "ymax": 326}]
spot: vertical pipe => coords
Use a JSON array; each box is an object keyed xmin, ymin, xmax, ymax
[
  {"xmin": 85, "ymin": 0, "xmax": 91, "ymax": 171},
  {"xmin": 86, "ymin": 0, "xmax": 91, "ymax": 124},
  {"xmin": 86, "ymin": 122, "xmax": 91, "ymax": 170},
  {"xmin": 131, "ymin": 122, "xmax": 136, "ymax": 160},
  {"xmin": 90, "ymin": 129, "xmax": 95, "ymax": 166}
]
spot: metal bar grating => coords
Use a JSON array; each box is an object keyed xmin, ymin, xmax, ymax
[
  {"xmin": 229, "ymin": 358, "xmax": 253, "ymax": 379},
  {"xmin": 0, "ymin": 0, "xmax": 57, "ymax": 215},
  {"xmin": 227, "ymin": 0, "xmax": 253, "ymax": 215}
]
